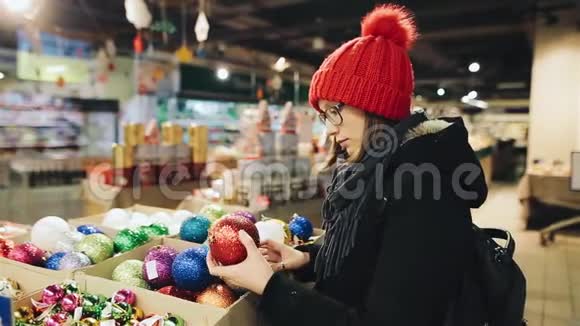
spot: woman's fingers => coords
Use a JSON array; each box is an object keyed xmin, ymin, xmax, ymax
[
  {"xmin": 261, "ymin": 239, "xmax": 284, "ymax": 251},
  {"xmin": 239, "ymin": 230, "xmax": 258, "ymax": 253}
]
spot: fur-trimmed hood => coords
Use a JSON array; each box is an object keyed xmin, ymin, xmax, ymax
[{"xmin": 393, "ymin": 117, "xmax": 488, "ymax": 208}]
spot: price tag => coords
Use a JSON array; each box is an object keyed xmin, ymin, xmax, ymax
[
  {"xmin": 73, "ymin": 307, "xmax": 83, "ymax": 321},
  {"xmin": 146, "ymin": 260, "xmax": 159, "ymax": 280},
  {"xmin": 101, "ymin": 302, "xmax": 112, "ymax": 318}
]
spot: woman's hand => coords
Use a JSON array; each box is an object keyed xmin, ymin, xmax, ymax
[
  {"xmin": 206, "ymin": 230, "xmax": 274, "ymax": 295},
  {"xmin": 259, "ymin": 240, "xmax": 310, "ymax": 272}
]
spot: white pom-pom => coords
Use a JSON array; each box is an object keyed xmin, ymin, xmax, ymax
[
  {"xmin": 129, "ymin": 212, "xmax": 152, "ymax": 228},
  {"xmin": 255, "ymin": 220, "xmax": 286, "ymax": 244}
]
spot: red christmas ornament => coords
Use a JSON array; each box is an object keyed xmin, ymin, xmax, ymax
[
  {"xmin": 0, "ymin": 238, "xmax": 15, "ymax": 257},
  {"xmin": 7, "ymin": 243, "xmax": 45, "ymax": 266},
  {"xmin": 133, "ymin": 34, "xmax": 144, "ymax": 54},
  {"xmin": 44, "ymin": 312, "xmax": 69, "ymax": 326},
  {"xmin": 60, "ymin": 293, "xmax": 82, "ymax": 313},
  {"xmin": 208, "ymin": 215, "xmax": 260, "ymax": 266},
  {"xmin": 112, "ymin": 288, "xmax": 137, "ymax": 305},
  {"xmin": 42, "ymin": 284, "xmax": 65, "ymax": 305},
  {"xmin": 157, "ymin": 286, "xmax": 197, "ymax": 301},
  {"xmin": 196, "ymin": 284, "xmax": 237, "ymax": 308}
]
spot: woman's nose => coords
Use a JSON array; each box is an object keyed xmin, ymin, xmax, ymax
[{"xmin": 325, "ymin": 120, "xmax": 338, "ymax": 136}]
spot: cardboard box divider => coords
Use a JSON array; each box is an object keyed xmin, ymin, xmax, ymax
[{"xmin": 81, "ymin": 237, "xmax": 261, "ymax": 326}]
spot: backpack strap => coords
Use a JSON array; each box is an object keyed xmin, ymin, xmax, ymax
[{"xmin": 481, "ymin": 228, "xmax": 515, "ymax": 259}]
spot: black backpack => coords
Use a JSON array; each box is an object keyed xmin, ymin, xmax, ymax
[{"xmin": 445, "ymin": 226, "xmax": 527, "ymax": 326}]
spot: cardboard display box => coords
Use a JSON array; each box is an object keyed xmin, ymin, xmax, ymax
[
  {"xmin": 83, "ymin": 237, "xmax": 262, "ymax": 326},
  {"xmin": 177, "ymin": 195, "xmax": 259, "ymax": 216},
  {"xmin": 1, "ymin": 261, "xmax": 63, "ymax": 297}
]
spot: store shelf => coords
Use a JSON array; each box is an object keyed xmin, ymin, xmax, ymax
[{"xmin": 0, "ymin": 143, "xmax": 84, "ymax": 150}]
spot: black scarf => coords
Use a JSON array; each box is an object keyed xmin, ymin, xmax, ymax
[{"xmin": 315, "ymin": 112, "xmax": 428, "ymax": 281}]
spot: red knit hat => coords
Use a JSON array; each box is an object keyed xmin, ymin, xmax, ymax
[{"xmin": 309, "ymin": 4, "xmax": 418, "ymax": 120}]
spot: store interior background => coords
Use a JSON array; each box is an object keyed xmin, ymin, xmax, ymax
[{"xmin": 0, "ymin": 0, "xmax": 580, "ymax": 325}]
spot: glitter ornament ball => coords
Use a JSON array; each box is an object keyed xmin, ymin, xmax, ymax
[
  {"xmin": 45, "ymin": 252, "xmax": 66, "ymax": 270},
  {"xmin": 180, "ymin": 215, "xmax": 211, "ymax": 243},
  {"xmin": 0, "ymin": 238, "xmax": 14, "ymax": 257},
  {"xmin": 157, "ymin": 285, "xmax": 197, "ymax": 301},
  {"xmin": 209, "ymin": 215, "xmax": 260, "ymax": 266},
  {"xmin": 77, "ymin": 224, "xmax": 103, "ymax": 235},
  {"xmin": 172, "ymin": 246, "xmax": 212, "ymax": 292},
  {"xmin": 288, "ymin": 214, "xmax": 314, "ymax": 241},
  {"xmin": 114, "ymin": 228, "xmax": 150, "ymax": 253},
  {"xmin": 199, "ymin": 204, "xmax": 226, "ymax": 222},
  {"xmin": 42, "ymin": 284, "xmax": 65, "ymax": 305},
  {"xmin": 112, "ymin": 288, "xmax": 137, "ymax": 305},
  {"xmin": 139, "ymin": 224, "xmax": 169, "ymax": 238},
  {"xmin": 75, "ymin": 233, "xmax": 114, "ymax": 263},
  {"xmin": 196, "ymin": 283, "xmax": 237, "ymax": 308},
  {"xmin": 55, "ymin": 231, "xmax": 85, "ymax": 252},
  {"xmin": 112, "ymin": 260, "xmax": 149, "ymax": 289},
  {"xmin": 7, "ymin": 242, "xmax": 45, "ymax": 266},
  {"xmin": 59, "ymin": 252, "xmax": 92, "ymax": 270},
  {"xmin": 143, "ymin": 246, "xmax": 178, "ymax": 289},
  {"xmin": 255, "ymin": 220, "xmax": 286, "ymax": 244},
  {"xmin": 30, "ymin": 216, "xmax": 71, "ymax": 252},
  {"xmin": 103, "ymin": 208, "xmax": 131, "ymax": 230},
  {"xmin": 232, "ymin": 210, "xmax": 257, "ymax": 224}
]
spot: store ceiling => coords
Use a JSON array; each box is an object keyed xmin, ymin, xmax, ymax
[{"xmin": 0, "ymin": 0, "xmax": 578, "ymax": 102}]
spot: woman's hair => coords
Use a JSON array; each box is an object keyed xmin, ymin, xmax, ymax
[{"xmin": 322, "ymin": 112, "xmax": 397, "ymax": 170}]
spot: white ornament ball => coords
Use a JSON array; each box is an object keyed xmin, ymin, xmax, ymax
[
  {"xmin": 255, "ymin": 220, "xmax": 286, "ymax": 244},
  {"xmin": 129, "ymin": 212, "xmax": 151, "ymax": 228},
  {"xmin": 31, "ymin": 216, "xmax": 71, "ymax": 252},
  {"xmin": 103, "ymin": 209, "xmax": 130, "ymax": 230},
  {"xmin": 149, "ymin": 212, "xmax": 172, "ymax": 226},
  {"xmin": 55, "ymin": 231, "xmax": 86, "ymax": 252}
]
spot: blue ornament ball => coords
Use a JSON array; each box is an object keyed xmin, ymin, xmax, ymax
[
  {"xmin": 77, "ymin": 224, "xmax": 103, "ymax": 235},
  {"xmin": 172, "ymin": 246, "xmax": 212, "ymax": 292},
  {"xmin": 45, "ymin": 252, "xmax": 66, "ymax": 270},
  {"xmin": 289, "ymin": 214, "xmax": 313, "ymax": 241},
  {"xmin": 180, "ymin": 215, "xmax": 211, "ymax": 243}
]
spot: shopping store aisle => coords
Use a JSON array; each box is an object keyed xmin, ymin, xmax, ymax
[{"xmin": 473, "ymin": 183, "xmax": 580, "ymax": 326}]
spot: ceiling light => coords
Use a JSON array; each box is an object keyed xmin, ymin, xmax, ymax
[
  {"xmin": 467, "ymin": 90, "xmax": 478, "ymax": 99},
  {"xmin": 437, "ymin": 88, "xmax": 446, "ymax": 96},
  {"xmin": 216, "ymin": 67, "xmax": 229, "ymax": 81},
  {"xmin": 461, "ymin": 96, "xmax": 470, "ymax": 104},
  {"xmin": 272, "ymin": 57, "xmax": 291, "ymax": 72},
  {"xmin": 3, "ymin": 0, "xmax": 33, "ymax": 14},
  {"xmin": 468, "ymin": 62, "xmax": 480, "ymax": 73},
  {"xmin": 0, "ymin": 72, "xmax": 5, "ymax": 80},
  {"xmin": 194, "ymin": 11, "xmax": 210, "ymax": 43}
]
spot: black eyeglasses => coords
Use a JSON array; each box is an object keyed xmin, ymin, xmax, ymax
[{"xmin": 318, "ymin": 102, "xmax": 345, "ymax": 126}]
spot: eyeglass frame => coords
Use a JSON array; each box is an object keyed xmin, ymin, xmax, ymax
[{"xmin": 318, "ymin": 102, "xmax": 345, "ymax": 126}]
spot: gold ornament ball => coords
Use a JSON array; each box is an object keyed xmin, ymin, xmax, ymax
[
  {"xmin": 14, "ymin": 306, "xmax": 35, "ymax": 321},
  {"xmin": 132, "ymin": 307, "xmax": 144, "ymax": 320}
]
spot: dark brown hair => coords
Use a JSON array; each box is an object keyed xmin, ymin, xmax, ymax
[{"xmin": 322, "ymin": 112, "xmax": 397, "ymax": 170}]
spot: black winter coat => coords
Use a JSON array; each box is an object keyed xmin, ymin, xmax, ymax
[{"xmin": 259, "ymin": 118, "xmax": 488, "ymax": 326}]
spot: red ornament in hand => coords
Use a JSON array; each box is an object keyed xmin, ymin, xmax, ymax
[
  {"xmin": 208, "ymin": 215, "xmax": 260, "ymax": 266},
  {"xmin": 0, "ymin": 238, "xmax": 14, "ymax": 257}
]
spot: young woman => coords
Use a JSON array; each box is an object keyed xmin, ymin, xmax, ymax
[{"xmin": 207, "ymin": 4, "xmax": 488, "ymax": 325}]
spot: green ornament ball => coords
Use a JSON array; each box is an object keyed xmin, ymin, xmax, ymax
[
  {"xmin": 139, "ymin": 223, "xmax": 169, "ymax": 238},
  {"xmin": 199, "ymin": 204, "xmax": 226, "ymax": 222},
  {"xmin": 114, "ymin": 229, "xmax": 150, "ymax": 253},
  {"xmin": 75, "ymin": 233, "xmax": 114, "ymax": 263},
  {"xmin": 112, "ymin": 259, "xmax": 149, "ymax": 289}
]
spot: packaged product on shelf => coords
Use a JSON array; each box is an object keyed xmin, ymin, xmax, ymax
[
  {"xmin": 189, "ymin": 124, "xmax": 208, "ymax": 180},
  {"xmin": 112, "ymin": 143, "xmax": 134, "ymax": 187},
  {"xmin": 276, "ymin": 101, "xmax": 299, "ymax": 157},
  {"xmin": 256, "ymin": 100, "xmax": 274, "ymax": 158}
]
